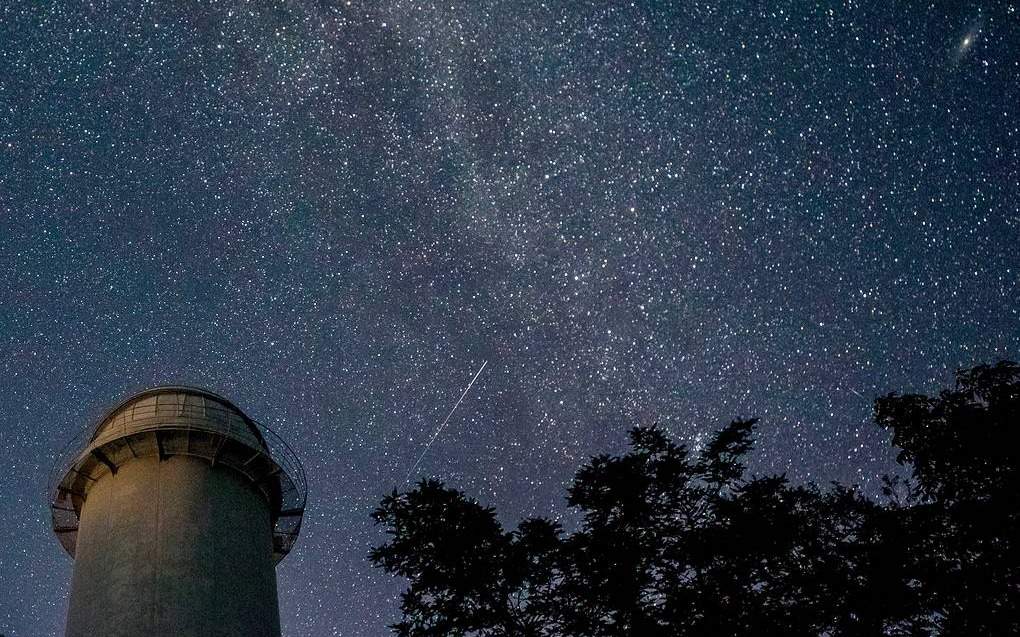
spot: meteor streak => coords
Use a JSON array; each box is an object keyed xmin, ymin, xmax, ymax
[{"xmin": 405, "ymin": 360, "xmax": 489, "ymax": 483}]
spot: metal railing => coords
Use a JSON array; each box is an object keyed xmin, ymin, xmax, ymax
[{"xmin": 49, "ymin": 390, "xmax": 307, "ymax": 562}]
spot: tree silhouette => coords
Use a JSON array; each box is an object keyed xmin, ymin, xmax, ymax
[
  {"xmin": 371, "ymin": 362, "xmax": 1019, "ymax": 636},
  {"xmin": 873, "ymin": 360, "xmax": 1020, "ymax": 634}
]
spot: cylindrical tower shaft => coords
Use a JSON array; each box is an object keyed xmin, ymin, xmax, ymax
[
  {"xmin": 50, "ymin": 387, "xmax": 306, "ymax": 637},
  {"xmin": 65, "ymin": 455, "xmax": 281, "ymax": 637}
]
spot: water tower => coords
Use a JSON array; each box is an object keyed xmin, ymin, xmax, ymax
[{"xmin": 49, "ymin": 386, "xmax": 306, "ymax": 637}]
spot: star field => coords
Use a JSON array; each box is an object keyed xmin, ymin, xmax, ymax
[{"xmin": 1, "ymin": 2, "xmax": 1018, "ymax": 635}]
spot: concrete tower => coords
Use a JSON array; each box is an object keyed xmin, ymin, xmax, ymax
[{"xmin": 49, "ymin": 386, "xmax": 306, "ymax": 637}]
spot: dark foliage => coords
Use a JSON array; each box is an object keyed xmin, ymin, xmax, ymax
[
  {"xmin": 371, "ymin": 362, "xmax": 1020, "ymax": 636},
  {"xmin": 873, "ymin": 360, "xmax": 1020, "ymax": 634}
]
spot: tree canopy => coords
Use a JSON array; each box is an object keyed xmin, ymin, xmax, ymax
[{"xmin": 371, "ymin": 361, "xmax": 1020, "ymax": 636}]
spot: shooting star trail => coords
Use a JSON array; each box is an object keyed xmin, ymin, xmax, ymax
[{"xmin": 405, "ymin": 360, "xmax": 488, "ymax": 484}]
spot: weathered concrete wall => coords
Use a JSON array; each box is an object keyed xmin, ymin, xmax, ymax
[{"xmin": 66, "ymin": 454, "xmax": 281, "ymax": 637}]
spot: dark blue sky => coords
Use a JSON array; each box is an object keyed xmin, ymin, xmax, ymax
[{"xmin": 1, "ymin": 2, "xmax": 1017, "ymax": 635}]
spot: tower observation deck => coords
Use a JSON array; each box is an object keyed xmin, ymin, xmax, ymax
[{"xmin": 49, "ymin": 386, "xmax": 306, "ymax": 637}]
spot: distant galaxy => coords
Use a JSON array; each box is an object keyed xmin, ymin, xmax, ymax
[
  {"xmin": 952, "ymin": 15, "xmax": 984, "ymax": 62},
  {"xmin": 1, "ymin": 2, "xmax": 1017, "ymax": 636}
]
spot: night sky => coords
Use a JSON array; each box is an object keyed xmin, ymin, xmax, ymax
[{"xmin": 1, "ymin": 2, "xmax": 1018, "ymax": 635}]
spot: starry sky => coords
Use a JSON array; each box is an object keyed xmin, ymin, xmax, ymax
[{"xmin": 1, "ymin": 1, "xmax": 1018, "ymax": 635}]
